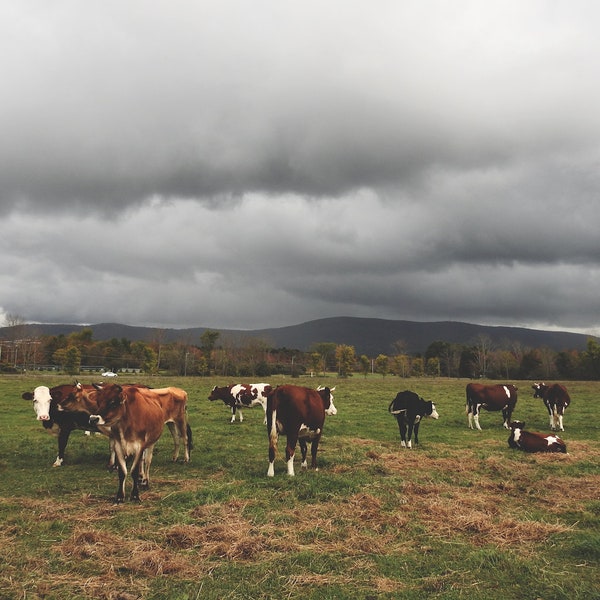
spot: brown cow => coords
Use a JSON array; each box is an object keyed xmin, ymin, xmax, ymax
[
  {"xmin": 508, "ymin": 421, "xmax": 567, "ymax": 453},
  {"xmin": 57, "ymin": 382, "xmax": 192, "ymax": 463},
  {"xmin": 266, "ymin": 385, "xmax": 337, "ymax": 477},
  {"xmin": 532, "ymin": 382, "xmax": 571, "ymax": 431},
  {"xmin": 466, "ymin": 383, "xmax": 518, "ymax": 430},
  {"xmin": 75, "ymin": 383, "xmax": 166, "ymax": 502}
]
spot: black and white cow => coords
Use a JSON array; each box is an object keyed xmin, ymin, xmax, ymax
[
  {"xmin": 532, "ymin": 382, "xmax": 571, "ymax": 431},
  {"xmin": 508, "ymin": 421, "xmax": 567, "ymax": 453},
  {"xmin": 388, "ymin": 390, "xmax": 439, "ymax": 448},
  {"xmin": 208, "ymin": 383, "xmax": 272, "ymax": 423},
  {"xmin": 21, "ymin": 384, "xmax": 101, "ymax": 466}
]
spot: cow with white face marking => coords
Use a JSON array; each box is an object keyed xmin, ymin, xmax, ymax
[
  {"xmin": 266, "ymin": 385, "xmax": 337, "ymax": 476},
  {"xmin": 466, "ymin": 383, "xmax": 518, "ymax": 430},
  {"xmin": 388, "ymin": 390, "xmax": 439, "ymax": 448},
  {"xmin": 22, "ymin": 384, "xmax": 102, "ymax": 466},
  {"xmin": 209, "ymin": 383, "xmax": 272, "ymax": 423},
  {"xmin": 508, "ymin": 421, "xmax": 567, "ymax": 453},
  {"xmin": 532, "ymin": 382, "xmax": 571, "ymax": 431}
]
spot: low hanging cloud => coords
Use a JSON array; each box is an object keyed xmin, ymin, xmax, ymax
[{"xmin": 2, "ymin": 1, "xmax": 600, "ymax": 334}]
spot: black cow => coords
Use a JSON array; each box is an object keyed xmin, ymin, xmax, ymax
[
  {"xmin": 532, "ymin": 383, "xmax": 571, "ymax": 431},
  {"xmin": 388, "ymin": 390, "xmax": 439, "ymax": 448}
]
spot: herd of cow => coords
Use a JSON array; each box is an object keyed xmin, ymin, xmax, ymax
[{"xmin": 20, "ymin": 379, "xmax": 570, "ymax": 503}]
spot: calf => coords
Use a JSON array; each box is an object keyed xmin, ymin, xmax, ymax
[
  {"xmin": 388, "ymin": 390, "xmax": 439, "ymax": 448},
  {"xmin": 76, "ymin": 383, "xmax": 166, "ymax": 502},
  {"xmin": 266, "ymin": 385, "xmax": 337, "ymax": 476},
  {"xmin": 508, "ymin": 421, "xmax": 567, "ymax": 453},
  {"xmin": 22, "ymin": 384, "xmax": 101, "ymax": 467},
  {"xmin": 532, "ymin": 382, "xmax": 571, "ymax": 431},
  {"xmin": 209, "ymin": 383, "xmax": 272, "ymax": 423},
  {"xmin": 466, "ymin": 383, "xmax": 518, "ymax": 430}
]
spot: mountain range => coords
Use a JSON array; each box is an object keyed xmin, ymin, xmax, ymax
[{"xmin": 1, "ymin": 317, "xmax": 595, "ymax": 355}]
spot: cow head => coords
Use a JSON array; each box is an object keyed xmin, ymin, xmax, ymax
[
  {"xmin": 208, "ymin": 385, "xmax": 224, "ymax": 401},
  {"xmin": 317, "ymin": 386, "xmax": 337, "ymax": 416},
  {"xmin": 89, "ymin": 383, "xmax": 125, "ymax": 426},
  {"xmin": 22, "ymin": 386, "xmax": 53, "ymax": 420},
  {"xmin": 428, "ymin": 402, "xmax": 440, "ymax": 419},
  {"xmin": 510, "ymin": 420, "xmax": 525, "ymax": 431},
  {"xmin": 532, "ymin": 383, "xmax": 546, "ymax": 398}
]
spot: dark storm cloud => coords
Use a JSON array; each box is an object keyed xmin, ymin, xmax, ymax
[{"xmin": 2, "ymin": 1, "xmax": 600, "ymax": 334}]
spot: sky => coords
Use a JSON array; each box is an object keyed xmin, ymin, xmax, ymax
[{"xmin": 2, "ymin": 1, "xmax": 600, "ymax": 335}]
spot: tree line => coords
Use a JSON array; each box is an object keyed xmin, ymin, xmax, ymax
[{"xmin": 2, "ymin": 322, "xmax": 600, "ymax": 380}]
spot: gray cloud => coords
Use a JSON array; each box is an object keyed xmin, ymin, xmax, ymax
[{"xmin": 2, "ymin": 1, "xmax": 600, "ymax": 335}]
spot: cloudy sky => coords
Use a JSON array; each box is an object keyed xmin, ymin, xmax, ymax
[{"xmin": 2, "ymin": 1, "xmax": 600, "ymax": 335}]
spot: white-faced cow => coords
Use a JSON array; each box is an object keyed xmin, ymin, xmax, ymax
[
  {"xmin": 388, "ymin": 390, "xmax": 439, "ymax": 448},
  {"xmin": 532, "ymin": 382, "xmax": 571, "ymax": 431},
  {"xmin": 209, "ymin": 383, "xmax": 272, "ymax": 423},
  {"xmin": 59, "ymin": 383, "xmax": 193, "ymax": 463},
  {"xmin": 508, "ymin": 421, "xmax": 567, "ymax": 453},
  {"xmin": 266, "ymin": 385, "xmax": 336, "ymax": 477},
  {"xmin": 21, "ymin": 383, "xmax": 102, "ymax": 467},
  {"xmin": 74, "ymin": 383, "xmax": 166, "ymax": 503},
  {"xmin": 466, "ymin": 383, "xmax": 518, "ymax": 430}
]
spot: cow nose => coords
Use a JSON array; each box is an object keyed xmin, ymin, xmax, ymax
[
  {"xmin": 89, "ymin": 416, "xmax": 100, "ymax": 425},
  {"xmin": 37, "ymin": 415, "xmax": 50, "ymax": 421}
]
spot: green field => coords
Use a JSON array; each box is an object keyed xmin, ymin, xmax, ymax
[{"xmin": 1, "ymin": 374, "xmax": 599, "ymax": 599}]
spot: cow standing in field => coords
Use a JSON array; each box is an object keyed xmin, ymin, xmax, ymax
[
  {"xmin": 266, "ymin": 385, "xmax": 337, "ymax": 477},
  {"xmin": 59, "ymin": 382, "xmax": 193, "ymax": 463},
  {"xmin": 508, "ymin": 421, "xmax": 567, "ymax": 453},
  {"xmin": 209, "ymin": 383, "xmax": 272, "ymax": 423},
  {"xmin": 73, "ymin": 383, "xmax": 166, "ymax": 503},
  {"xmin": 466, "ymin": 383, "xmax": 518, "ymax": 430},
  {"xmin": 532, "ymin": 382, "xmax": 571, "ymax": 431},
  {"xmin": 388, "ymin": 390, "xmax": 439, "ymax": 448},
  {"xmin": 22, "ymin": 383, "xmax": 102, "ymax": 467}
]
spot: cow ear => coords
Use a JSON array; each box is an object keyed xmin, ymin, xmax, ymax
[
  {"xmin": 22, "ymin": 392, "xmax": 34, "ymax": 401},
  {"xmin": 93, "ymin": 383, "xmax": 103, "ymax": 391},
  {"xmin": 330, "ymin": 387, "xmax": 336, "ymax": 392}
]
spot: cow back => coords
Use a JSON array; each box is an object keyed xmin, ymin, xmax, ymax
[{"xmin": 268, "ymin": 385, "xmax": 326, "ymax": 433}]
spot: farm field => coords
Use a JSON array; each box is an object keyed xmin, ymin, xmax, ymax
[{"xmin": 1, "ymin": 374, "xmax": 599, "ymax": 600}]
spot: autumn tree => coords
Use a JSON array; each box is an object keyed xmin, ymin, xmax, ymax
[{"xmin": 336, "ymin": 344, "xmax": 356, "ymax": 378}]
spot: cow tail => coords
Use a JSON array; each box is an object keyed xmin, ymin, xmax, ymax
[{"xmin": 266, "ymin": 391, "xmax": 278, "ymax": 453}]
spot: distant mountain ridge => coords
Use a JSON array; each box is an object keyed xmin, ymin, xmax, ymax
[{"xmin": 0, "ymin": 317, "xmax": 594, "ymax": 355}]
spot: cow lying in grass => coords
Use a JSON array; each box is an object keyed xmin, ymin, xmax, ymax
[{"xmin": 508, "ymin": 421, "xmax": 567, "ymax": 453}]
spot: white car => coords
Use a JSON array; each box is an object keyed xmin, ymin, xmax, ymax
[{"xmin": 101, "ymin": 371, "xmax": 118, "ymax": 377}]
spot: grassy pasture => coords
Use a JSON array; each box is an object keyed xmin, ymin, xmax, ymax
[{"xmin": 1, "ymin": 374, "xmax": 599, "ymax": 600}]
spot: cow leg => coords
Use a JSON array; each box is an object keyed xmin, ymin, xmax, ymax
[
  {"xmin": 238, "ymin": 408, "xmax": 244, "ymax": 423},
  {"xmin": 130, "ymin": 455, "xmax": 142, "ymax": 502},
  {"xmin": 54, "ymin": 424, "xmax": 74, "ymax": 467},
  {"xmin": 473, "ymin": 410, "xmax": 482, "ymax": 430},
  {"xmin": 107, "ymin": 438, "xmax": 117, "ymax": 470},
  {"xmin": 310, "ymin": 436, "xmax": 321, "ymax": 470},
  {"xmin": 502, "ymin": 406, "xmax": 511, "ymax": 429},
  {"xmin": 140, "ymin": 445, "xmax": 155, "ymax": 489},
  {"xmin": 230, "ymin": 406, "xmax": 236, "ymax": 423},
  {"xmin": 165, "ymin": 421, "xmax": 180, "ymax": 462},
  {"xmin": 413, "ymin": 421, "xmax": 420, "ymax": 447},
  {"xmin": 285, "ymin": 434, "xmax": 298, "ymax": 476},
  {"xmin": 115, "ymin": 461, "xmax": 127, "ymax": 504},
  {"xmin": 267, "ymin": 410, "xmax": 277, "ymax": 477},
  {"xmin": 399, "ymin": 416, "xmax": 408, "ymax": 448},
  {"xmin": 467, "ymin": 404, "xmax": 474, "ymax": 429},
  {"xmin": 300, "ymin": 439, "xmax": 309, "ymax": 469},
  {"xmin": 406, "ymin": 420, "xmax": 414, "ymax": 449}
]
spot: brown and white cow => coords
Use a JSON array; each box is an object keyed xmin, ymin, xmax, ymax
[
  {"xmin": 388, "ymin": 390, "xmax": 439, "ymax": 448},
  {"xmin": 60, "ymin": 383, "xmax": 193, "ymax": 463},
  {"xmin": 532, "ymin": 382, "xmax": 571, "ymax": 431},
  {"xmin": 266, "ymin": 385, "xmax": 336, "ymax": 477},
  {"xmin": 22, "ymin": 383, "xmax": 103, "ymax": 467},
  {"xmin": 209, "ymin": 383, "xmax": 272, "ymax": 423},
  {"xmin": 74, "ymin": 383, "xmax": 166, "ymax": 502},
  {"xmin": 466, "ymin": 383, "xmax": 518, "ymax": 430},
  {"xmin": 508, "ymin": 421, "xmax": 567, "ymax": 453}
]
